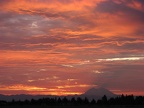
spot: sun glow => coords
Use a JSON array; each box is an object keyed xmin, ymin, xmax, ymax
[
  {"xmin": 0, "ymin": 84, "xmax": 87, "ymax": 95},
  {"xmin": 0, "ymin": 85, "xmax": 47, "ymax": 91}
]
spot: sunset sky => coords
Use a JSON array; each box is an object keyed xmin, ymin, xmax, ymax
[{"xmin": 0, "ymin": 0, "xmax": 144, "ymax": 96}]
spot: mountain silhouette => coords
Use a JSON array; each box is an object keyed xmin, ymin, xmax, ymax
[
  {"xmin": 84, "ymin": 87, "xmax": 115, "ymax": 97},
  {"xmin": 0, "ymin": 88, "xmax": 116, "ymax": 101},
  {"xmin": 82, "ymin": 87, "xmax": 116, "ymax": 100}
]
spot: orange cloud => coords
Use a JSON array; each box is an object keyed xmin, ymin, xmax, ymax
[
  {"xmin": 1, "ymin": 0, "xmax": 143, "ymax": 39},
  {"xmin": 1, "ymin": 0, "xmax": 103, "ymax": 13}
]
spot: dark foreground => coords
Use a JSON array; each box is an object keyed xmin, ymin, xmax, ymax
[
  {"xmin": 1, "ymin": 95, "xmax": 144, "ymax": 108},
  {"xmin": 0, "ymin": 105, "xmax": 144, "ymax": 108}
]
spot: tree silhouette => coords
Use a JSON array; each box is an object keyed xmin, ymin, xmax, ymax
[
  {"xmin": 102, "ymin": 95, "xmax": 108, "ymax": 105},
  {"xmin": 1, "ymin": 94, "xmax": 144, "ymax": 106},
  {"xmin": 57, "ymin": 97, "xmax": 62, "ymax": 105},
  {"xmin": 91, "ymin": 99, "xmax": 96, "ymax": 105},
  {"xmin": 76, "ymin": 97, "xmax": 83, "ymax": 105},
  {"xmin": 84, "ymin": 97, "xmax": 89, "ymax": 105},
  {"xmin": 62, "ymin": 97, "xmax": 69, "ymax": 105},
  {"xmin": 71, "ymin": 97, "xmax": 76, "ymax": 105}
]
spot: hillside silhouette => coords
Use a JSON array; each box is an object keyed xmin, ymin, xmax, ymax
[{"xmin": 0, "ymin": 88, "xmax": 144, "ymax": 107}]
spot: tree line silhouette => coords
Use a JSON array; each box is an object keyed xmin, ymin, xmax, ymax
[{"xmin": 0, "ymin": 94, "xmax": 144, "ymax": 106}]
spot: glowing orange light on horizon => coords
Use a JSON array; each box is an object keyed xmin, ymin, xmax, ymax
[{"xmin": 0, "ymin": 84, "xmax": 85, "ymax": 96}]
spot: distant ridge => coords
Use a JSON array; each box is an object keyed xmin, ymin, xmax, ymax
[
  {"xmin": 0, "ymin": 88, "xmax": 116, "ymax": 101},
  {"xmin": 84, "ymin": 87, "xmax": 116, "ymax": 97}
]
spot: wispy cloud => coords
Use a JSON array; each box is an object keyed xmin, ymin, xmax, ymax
[{"xmin": 97, "ymin": 57, "xmax": 144, "ymax": 62}]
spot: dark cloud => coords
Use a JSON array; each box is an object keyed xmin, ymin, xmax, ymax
[
  {"xmin": 95, "ymin": 64, "xmax": 144, "ymax": 90},
  {"xmin": 96, "ymin": 0, "xmax": 144, "ymax": 23},
  {"xmin": 96, "ymin": 0, "xmax": 128, "ymax": 13},
  {"xmin": 137, "ymin": 0, "xmax": 144, "ymax": 4}
]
